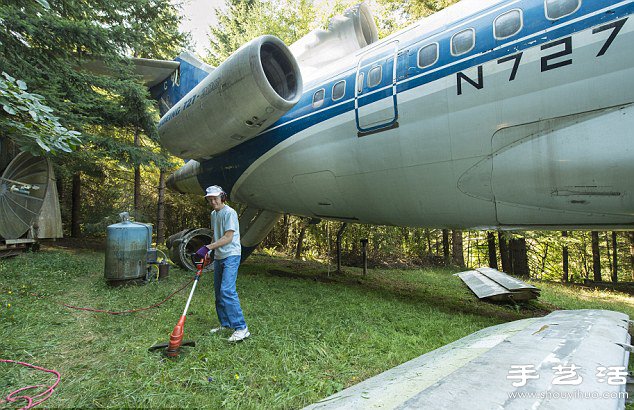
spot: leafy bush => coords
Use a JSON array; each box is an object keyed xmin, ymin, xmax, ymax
[{"xmin": 0, "ymin": 72, "xmax": 81, "ymax": 155}]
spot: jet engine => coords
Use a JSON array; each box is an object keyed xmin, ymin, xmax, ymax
[{"xmin": 158, "ymin": 35, "xmax": 302, "ymax": 159}]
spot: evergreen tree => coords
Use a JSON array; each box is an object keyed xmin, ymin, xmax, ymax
[
  {"xmin": 206, "ymin": 0, "xmax": 315, "ymax": 66},
  {"xmin": 0, "ymin": 0, "xmax": 187, "ymax": 235}
]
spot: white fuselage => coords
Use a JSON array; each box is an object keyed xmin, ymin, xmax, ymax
[
  {"xmin": 224, "ymin": 0, "xmax": 634, "ymax": 230},
  {"xmin": 163, "ymin": 0, "xmax": 634, "ymax": 231}
]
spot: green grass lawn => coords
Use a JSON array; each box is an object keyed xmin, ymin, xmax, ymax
[{"xmin": 1, "ymin": 248, "xmax": 633, "ymax": 409}]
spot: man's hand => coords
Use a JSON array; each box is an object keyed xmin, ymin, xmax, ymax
[
  {"xmin": 203, "ymin": 252, "xmax": 212, "ymax": 268},
  {"xmin": 195, "ymin": 246, "xmax": 209, "ymax": 259}
]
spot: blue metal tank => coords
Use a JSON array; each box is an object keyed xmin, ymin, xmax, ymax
[{"xmin": 104, "ymin": 212, "xmax": 152, "ymax": 283}]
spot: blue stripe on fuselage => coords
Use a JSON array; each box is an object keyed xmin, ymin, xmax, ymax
[{"xmin": 196, "ymin": 0, "xmax": 634, "ymax": 194}]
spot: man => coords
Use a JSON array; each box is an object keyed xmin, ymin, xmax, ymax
[{"xmin": 200, "ymin": 185, "xmax": 250, "ymax": 342}]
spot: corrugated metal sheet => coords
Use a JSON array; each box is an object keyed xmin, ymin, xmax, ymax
[
  {"xmin": 456, "ymin": 270, "xmax": 511, "ymax": 299},
  {"xmin": 456, "ymin": 267, "xmax": 540, "ymax": 302}
]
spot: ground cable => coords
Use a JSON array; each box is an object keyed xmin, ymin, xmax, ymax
[
  {"xmin": 0, "ymin": 359, "xmax": 60, "ymax": 410},
  {"xmin": 62, "ymin": 276, "xmax": 195, "ymax": 315}
]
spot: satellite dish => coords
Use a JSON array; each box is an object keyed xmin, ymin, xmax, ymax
[{"xmin": 0, "ymin": 152, "xmax": 50, "ymax": 239}]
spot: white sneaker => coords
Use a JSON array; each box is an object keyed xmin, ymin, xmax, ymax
[
  {"xmin": 228, "ymin": 327, "xmax": 250, "ymax": 342},
  {"xmin": 210, "ymin": 326, "xmax": 229, "ymax": 334}
]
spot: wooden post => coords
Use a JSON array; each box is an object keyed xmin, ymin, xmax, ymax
[
  {"xmin": 611, "ymin": 232, "xmax": 618, "ymax": 283},
  {"xmin": 630, "ymin": 232, "xmax": 634, "ymax": 281},
  {"xmin": 295, "ymin": 221, "xmax": 307, "ymax": 260},
  {"xmin": 591, "ymin": 231, "xmax": 601, "ymax": 282},
  {"xmin": 562, "ymin": 231, "xmax": 569, "ymax": 283},
  {"xmin": 336, "ymin": 223, "xmax": 347, "ymax": 274},
  {"xmin": 360, "ymin": 238, "xmax": 368, "ymax": 275}
]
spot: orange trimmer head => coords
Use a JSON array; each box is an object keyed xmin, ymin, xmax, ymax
[{"xmin": 149, "ymin": 254, "xmax": 207, "ymax": 358}]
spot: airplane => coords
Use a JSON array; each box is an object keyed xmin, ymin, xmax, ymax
[
  {"xmin": 2, "ymin": 3, "xmax": 630, "ymax": 404},
  {"xmin": 142, "ymin": 0, "xmax": 634, "ymax": 257}
]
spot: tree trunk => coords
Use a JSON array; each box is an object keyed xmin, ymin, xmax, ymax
[
  {"xmin": 612, "ymin": 232, "xmax": 618, "ymax": 283},
  {"xmin": 282, "ymin": 214, "xmax": 289, "ymax": 248},
  {"xmin": 452, "ymin": 230, "xmax": 465, "ymax": 267},
  {"xmin": 498, "ymin": 232, "xmax": 511, "ymax": 273},
  {"xmin": 465, "ymin": 231, "xmax": 471, "ymax": 266},
  {"xmin": 562, "ymin": 231, "xmax": 569, "ymax": 283},
  {"xmin": 156, "ymin": 169, "xmax": 166, "ymax": 245},
  {"xmin": 487, "ymin": 232, "xmax": 498, "ymax": 269},
  {"xmin": 442, "ymin": 229, "xmax": 450, "ymax": 264},
  {"xmin": 425, "ymin": 229, "xmax": 432, "ymax": 255},
  {"xmin": 605, "ymin": 233, "xmax": 612, "ymax": 277},
  {"xmin": 295, "ymin": 222, "xmax": 307, "ymax": 259},
  {"xmin": 56, "ymin": 174, "xmax": 64, "ymax": 205},
  {"xmin": 581, "ymin": 233, "xmax": 589, "ymax": 282},
  {"xmin": 591, "ymin": 231, "xmax": 601, "ymax": 282},
  {"xmin": 133, "ymin": 128, "xmax": 141, "ymax": 218},
  {"xmin": 71, "ymin": 172, "xmax": 82, "ymax": 238},
  {"xmin": 510, "ymin": 238, "xmax": 529, "ymax": 277}
]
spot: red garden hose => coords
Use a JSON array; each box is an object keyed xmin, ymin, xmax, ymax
[
  {"xmin": 3, "ymin": 269, "xmax": 200, "ymax": 408},
  {"xmin": 0, "ymin": 359, "xmax": 60, "ymax": 410}
]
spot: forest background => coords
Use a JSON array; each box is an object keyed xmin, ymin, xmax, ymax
[{"xmin": 1, "ymin": 0, "xmax": 632, "ymax": 284}]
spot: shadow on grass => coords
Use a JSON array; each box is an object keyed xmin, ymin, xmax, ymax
[{"xmin": 243, "ymin": 257, "xmax": 551, "ymax": 324}]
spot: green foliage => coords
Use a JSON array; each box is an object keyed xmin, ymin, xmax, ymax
[
  {"xmin": 0, "ymin": 72, "xmax": 81, "ymax": 155},
  {"xmin": 381, "ymin": 0, "xmax": 461, "ymax": 20},
  {"xmin": 206, "ymin": 0, "xmax": 316, "ymax": 66},
  {"xmin": 0, "ymin": 0, "xmax": 187, "ymax": 168}
]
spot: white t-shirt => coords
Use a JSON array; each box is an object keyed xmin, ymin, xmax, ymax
[{"xmin": 211, "ymin": 205, "xmax": 241, "ymax": 259}]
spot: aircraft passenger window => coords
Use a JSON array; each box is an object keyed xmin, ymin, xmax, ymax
[
  {"xmin": 368, "ymin": 66, "xmax": 382, "ymax": 88},
  {"xmin": 357, "ymin": 73, "xmax": 364, "ymax": 93},
  {"xmin": 417, "ymin": 43, "xmax": 438, "ymax": 68},
  {"xmin": 332, "ymin": 80, "xmax": 346, "ymax": 101},
  {"xmin": 545, "ymin": 0, "xmax": 580, "ymax": 20},
  {"xmin": 451, "ymin": 28, "xmax": 475, "ymax": 56},
  {"xmin": 312, "ymin": 89, "xmax": 325, "ymax": 108},
  {"xmin": 494, "ymin": 9, "xmax": 523, "ymax": 39}
]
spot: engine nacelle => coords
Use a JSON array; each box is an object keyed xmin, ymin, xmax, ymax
[
  {"xmin": 289, "ymin": 3, "xmax": 378, "ymax": 80},
  {"xmin": 158, "ymin": 35, "xmax": 302, "ymax": 159}
]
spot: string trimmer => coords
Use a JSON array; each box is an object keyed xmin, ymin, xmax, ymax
[{"xmin": 149, "ymin": 252, "xmax": 208, "ymax": 357}]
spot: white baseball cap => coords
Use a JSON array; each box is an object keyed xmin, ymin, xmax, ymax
[{"xmin": 205, "ymin": 185, "xmax": 225, "ymax": 197}]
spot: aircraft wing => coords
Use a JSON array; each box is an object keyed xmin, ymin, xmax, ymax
[
  {"xmin": 80, "ymin": 57, "xmax": 180, "ymax": 88},
  {"xmin": 305, "ymin": 310, "xmax": 631, "ymax": 409},
  {"xmin": 127, "ymin": 57, "xmax": 180, "ymax": 88}
]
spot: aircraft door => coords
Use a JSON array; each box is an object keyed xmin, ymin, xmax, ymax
[{"xmin": 355, "ymin": 41, "xmax": 399, "ymax": 136}]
